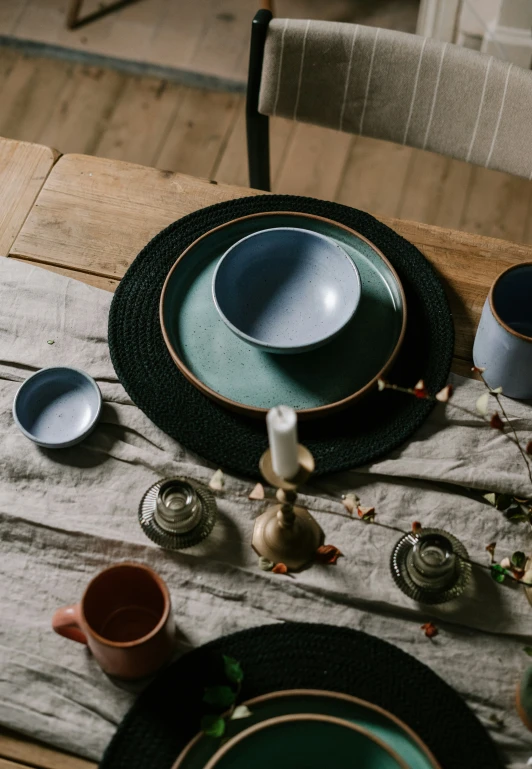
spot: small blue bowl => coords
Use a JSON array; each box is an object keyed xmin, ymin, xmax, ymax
[
  {"xmin": 212, "ymin": 227, "xmax": 361, "ymax": 354},
  {"xmin": 13, "ymin": 367, "xmax": 102, "ymax": 448}
]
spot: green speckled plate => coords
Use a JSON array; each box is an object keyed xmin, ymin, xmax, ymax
[
  {"xmin": 172, "ymin": 690, "xmax": 440, "ymax": 769},
  {"xmin": 160, "ymin": 212, "xmax": 406, "ymax": 419}
]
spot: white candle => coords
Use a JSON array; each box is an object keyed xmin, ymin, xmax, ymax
[{"xmin": 266, "ymin": 405, "xmax": 299, "ymax": 480}]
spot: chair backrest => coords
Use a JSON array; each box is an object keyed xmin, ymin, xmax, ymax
[{"xmin": 258, "ymin": 19, "xmax": 532, "ymax": 180}]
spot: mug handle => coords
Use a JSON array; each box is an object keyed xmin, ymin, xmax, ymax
[{"xmin": 52, "ymin": 604, "xmax": 87, "ymax": 644}]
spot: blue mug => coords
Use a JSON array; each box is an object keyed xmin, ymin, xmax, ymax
[{"xmin": 473, "ymin": 263, "xmax": 532, "ymax": 399}]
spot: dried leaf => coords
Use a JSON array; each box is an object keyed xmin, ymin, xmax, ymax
[
  {"xmin": 248, "ymin": 483, "xmax": 265, "ymax": 500},
  {"xmin": 258, "ymin": 557, "xmax": 274, "ymax": 571},
  {"xmin": 476, "ymin": 392, "xmax": 490, "ymax": 416},
  {"xmin": 526, "ymin": 441, "xmax": 532, "ymax": 456},
  {"xmin": 495, "ymin": 494, "xmax": 513, "ymax": 511},
  {"xmin": 342, "ymin": 492, "xmax": 359, "ymax": 515},
  {"xmin": 315, "ymin": 544, "xmax": 343, "ymax": 565},
  {"xmin": 485, "ymin": 542, "xmax": 497, "ymax": 562},
  {"xmin": 412, "ymin": 521, "xmax": 422, "ymax": 534},
  {"xmin": 272, "ymin": 563, "xmax": 288, "ymax": 575},
  {"xmin": 203, "ymin": 686, "xmax": 236, "ymax": 708},
  {"xmin": 377, "ymin": 378, "xmax": 387, "ymax": 391},
  {"xmin": 421, "ymin": 622, "xmax": 438, "ymax": 639},
  {"xmin": 358, "ymin": 505, "xmax": 375, "ymax": 520},
  {"xmin": 490, "ymin": 564, "xmax": 507, "ymax": 583},
  {"xmin": 231, "ymin": 705, "xmax": 252, "ymax": 720},
  {"xmin": 524, "ymin": 647, "xmax": 532, "ymax": 657},
  {"xmin": 435, "ymin": 384, "xmax": 453, "ymax": 402},
  {"xmin": 491, "ymin": 386, "xmax": 503, "ymax": 394},
  {"xmin": 413, "ymin": 380, "xmax": 428, "ymax": 399},
  {"xmin": 490, "ymin": 412, "xmax": 504, "ymax": 431},
  {"xmin": 482, "ymin": 492, "xmax": 497, "ymax": 506},
  {"xmin": 511, "ymin": 551, "xmax": 527, "ymax": 570},
  {"xmin": 223, "ymin": 655, "xmax": 243, "ymax": 685},
  {"xmin": 209, "ymin": 469, "xmax": 225, "ymax": 491},
  {"xmin": 201, "ymin": 714, "xmax": 226, "ymax": 738}
]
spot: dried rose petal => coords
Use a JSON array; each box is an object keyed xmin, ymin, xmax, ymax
[
  {"xmin": 357, "ymin": 505, "xmax": 375, "ymax": 519},
  {"xmin": 485, "ymin": 542, "xmax": 497, "ymax": 562},
  {"xmin": 413, "ymin": 380, "xmax": 428, "ymax": 399},
  {"xmin": 476, "ymin": 392, "xmax": 490, "ymax": 415},
  {"xmin": 526, "ymin": 441, "xmax": 532, "ymax": 456},
  {"xmin": 421, "ymin": 622, "xmax": 438, "ymax": 639},
  {"xmin": 342, "ymin": 493, "xmax": 359, "ymax": 515},
  {"xmin": 472, "ymin": 365, "xmax": 486, "ymax": 374},
  {"xmin": 315, "ymin": 545, "xmax": 343, "ymax": 565},
  {"xmin": 490, "ymin": 412, "xmax": 504, "ymax": 430},
  {"xmin": 412, "ymin": 521, "xmax": 422, "ymax": 534},
  {"xmin": 435, "ymin": 385, "xmax": 453, "ymax": 402},
  {"xmin": 248, "ymin": 483, "xmax": 265, "ymax": 500}
]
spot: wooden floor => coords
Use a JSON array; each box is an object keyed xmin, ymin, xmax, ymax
[
  {"xmin": 0, "ymin": 0, "xmax": 420, "ymax": 86},
  {"xmin": 0, "ymin": 46, "xmax": 530, "ymax": 245}
]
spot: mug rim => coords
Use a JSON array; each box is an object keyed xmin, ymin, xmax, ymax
[
  {"xmin": 80, "ymin": 561, "xmax": 170, "ymax": 648},
  {"xmin": 489, "ymin": 261, "xmax": 532, "ymax": 344}
]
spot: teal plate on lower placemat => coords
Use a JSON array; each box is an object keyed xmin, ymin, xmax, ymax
[
  {"xmin": 172, "ymin": 689, "xmax": 440, "ymax": 769},
  {"xmin": 160, "ymin": 212, "xmax": 406, "ymax": 419}
]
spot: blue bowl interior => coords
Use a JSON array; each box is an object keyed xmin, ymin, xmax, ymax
[
  {"xmin": 14, "ymin": 368, "xmax": 101, "ymax": 446},
  {"xmin": 213, "ymin": 228, "xmax": 360, "ymax": 349},
  {"xmin": 493, "ymin": 264, "xmax": 532, "ymax": 337}
]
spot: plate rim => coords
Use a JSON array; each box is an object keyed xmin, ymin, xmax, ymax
[
  {"xmin": 160, "ymin": 211, "xmax": 407, "ymax": 420},
  {"xmin": 171, "ymin": 688, "xmax": 441, "ymax": 769},
  {"xmin": 201, "ymin": 712, "xmax": 410, "ymax": 769}
]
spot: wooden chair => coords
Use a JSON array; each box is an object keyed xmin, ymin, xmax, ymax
[{"xmin": 246, "ymin": 10, "xmax": 532, "ymax": 190}]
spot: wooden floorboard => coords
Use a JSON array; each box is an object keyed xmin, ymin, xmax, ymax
[
  {"xmin": 0, "ymin": 0, "xmax": 420, "ymax": 86},
  {"xmin": 0, "ymin": 46, "xmax": 530, "ymax": 247}
]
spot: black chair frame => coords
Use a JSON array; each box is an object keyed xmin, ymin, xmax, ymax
[{"xmin": 246, "ymin": 9, "xmax": 273, "ymax": 191}]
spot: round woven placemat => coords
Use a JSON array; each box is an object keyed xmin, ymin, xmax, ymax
[
  {"xmin": 100, "ymin": 623, "xmax": 502, "ymax": 769},
  {"xmin": 108, "ymin": 195, "xmax": 454, "ymax": 478}
]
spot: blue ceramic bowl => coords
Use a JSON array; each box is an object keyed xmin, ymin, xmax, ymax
[
  {"xmin": 13, "ymin": 367, "xmax": 102, "ymax": 448},
  {"xmin": 212, "ymin": 227, "xmax": 361, "ymax": 353}
]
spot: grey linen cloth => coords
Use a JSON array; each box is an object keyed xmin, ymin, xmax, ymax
[{"xmin": 1, "ymin": 259, "xmax": 532, "ymax": 767}]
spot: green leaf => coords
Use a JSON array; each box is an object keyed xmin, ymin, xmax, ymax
[
  {"xmin": 511, "ymin": 551, "xmax": 527, "ymax": 570},
  {"xmin": 524, "ymin": 647, "xmax": 532, "ymax": 657},
  {"xmin": 495, "ymin": 494, "xmax": 513, "ymax": 511},
  {"xmin": 490, "ymin": 564, "xmax": 507, "ymax": 583},
  {"xmin": 203, "ymin": 685, "xmax": 236, "ymax": 708},
  {"xmin": 504, "ymin": 506, "xmax": 528, "ymax": 522},
  {"xmin": 258, "ymin": 557, "xmax": 274, "ymax": 571},
  {"xmin": 230, "ymin": 705, "xmax": 252, "ymax": 720},
  {"xmin": 223, "ymin": 655, "xmax": 243, "ymax": 685},
  {"xmin": 200, "ymin": 714, "xmax": 226, "ymax": 738}
]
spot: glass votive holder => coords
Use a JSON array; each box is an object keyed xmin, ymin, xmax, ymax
[
  {"xmin": 139, "ymin": 477, "xmax": 217, "ymax": 549},
  {"xmin": 391, "ymin": 527, "xmax": 471, "ymax": 604}
]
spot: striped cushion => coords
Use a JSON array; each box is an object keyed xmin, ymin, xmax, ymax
[{"xmin": 258, "ymin": 19, "xmax": 532, "ymax": 180}]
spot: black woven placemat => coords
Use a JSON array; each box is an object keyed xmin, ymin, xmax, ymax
[
  {"xmin": 100, "ymin": 623, "xmax": 502, "ymax": 769},
  {"xmin": 108, "ymin": 195, "xmax": 454, "ymax": 478}
]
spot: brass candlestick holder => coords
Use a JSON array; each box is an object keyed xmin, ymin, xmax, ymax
[{"xmin": 252, "ymin": 445, "xmax": 324, "ymax": 570}]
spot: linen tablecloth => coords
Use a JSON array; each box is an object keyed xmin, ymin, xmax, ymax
[{"xmin": 1, "ymin": 259, "xmax": 532, "ymax": 767}]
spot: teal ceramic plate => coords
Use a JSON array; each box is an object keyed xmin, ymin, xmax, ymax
[
  {"xmin": 203, "ymin": 714, "xmax": 408, "ymax": 769},
  {"xmin": 160, "ymin": 212, "xmax": 406, "ymax": 419},
  {"xmin": 172, "ymin": 689, "xmax": 440, "ymax": 769}
]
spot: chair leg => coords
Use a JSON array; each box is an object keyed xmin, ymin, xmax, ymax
[
  {"xmin": 66, "ymin": 0, "xmax": 83, "ymax": 29},
  {"xmin": 246, "ymin": 9, "xmax": 273, "ymax": 191}
]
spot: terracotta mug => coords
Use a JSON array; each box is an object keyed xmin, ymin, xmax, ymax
[{"xmin": 52, "ymin": 562, "xmax": 175, "ymax": 679}]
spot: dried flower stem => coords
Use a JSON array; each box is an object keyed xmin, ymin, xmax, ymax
[
  {"xmin": 381, "ymin": 381, "xmax": 532, "ymax": 487},
  {"xmin": 479, "ymin": 373, "xmax": 532, "ymax": 486}
]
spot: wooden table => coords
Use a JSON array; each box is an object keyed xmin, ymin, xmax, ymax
[{"xmin": 2, "ymin": 137, "xmax": 532, "ymax": 769}]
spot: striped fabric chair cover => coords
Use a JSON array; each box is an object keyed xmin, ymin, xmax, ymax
[{"xmin": 258, "ymin": 19, "xmax": 532, "ymax": 180}]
